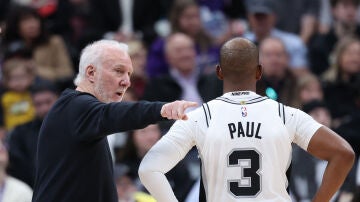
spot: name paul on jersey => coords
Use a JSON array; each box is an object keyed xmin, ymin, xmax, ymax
[{"xmin": 228, "ymin": 121, "xmax": 262, "ymax": 139}]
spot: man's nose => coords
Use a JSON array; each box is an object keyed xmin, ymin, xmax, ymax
[{"xmin": 120, "ymin": 75, "xmax": 131, "ymax": 87}]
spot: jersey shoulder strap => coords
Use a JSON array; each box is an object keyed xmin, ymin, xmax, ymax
[
  {"xmin": 202, "ymin": 102, "xmax": 212, "ymax": 128},
  {"xmin": 278, "ymin": 102, "xmax": 286, "ymax": 124}
]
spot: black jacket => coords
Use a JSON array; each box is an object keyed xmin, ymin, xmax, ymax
[
  {"xmin": 142, "ymin": 73, "xmax": 223, "ymax": 103},
  {"xmin": 308, "ymin": 26, "xmax": 360, "ymax": 75},
  {"xmin": 32, "ymin": 89, "xmax": 165, "ymax": 202}
]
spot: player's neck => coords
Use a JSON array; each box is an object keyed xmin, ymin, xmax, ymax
[{"xmin": 223, "ymin": 84, "xmax": 256, "ymax": 94}]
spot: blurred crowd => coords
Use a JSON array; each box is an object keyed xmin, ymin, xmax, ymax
[{"xmin": 0, "ymin": 0, "xmax": 359, "ymax": 201}]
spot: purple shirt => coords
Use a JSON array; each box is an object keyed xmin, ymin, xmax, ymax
[{"xmin": 146, "ymin": 37, "xmax": 220, "ymax": 79}]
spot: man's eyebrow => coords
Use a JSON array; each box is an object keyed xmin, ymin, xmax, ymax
[{"xmin": 112, "ymin": 64, "xmax": 127, "ymax": 69}]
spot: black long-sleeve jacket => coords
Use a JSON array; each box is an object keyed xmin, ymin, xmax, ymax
[{"xmin": 32, "ymin": 89, "xmax": 165, "ymax": 202}]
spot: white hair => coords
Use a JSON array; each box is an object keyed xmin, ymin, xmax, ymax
[{"xmin": 74, "ymin": 40, "xmax": 129, "ymax": 86}]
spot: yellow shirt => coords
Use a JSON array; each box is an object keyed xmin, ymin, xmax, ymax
[
  {"xmin": 133, "ymin": 192, "xmax": 157, "ymax": 202},
  {"xmin": 1, "ymin": 91, "xmax": 35, "ymax": 130}
]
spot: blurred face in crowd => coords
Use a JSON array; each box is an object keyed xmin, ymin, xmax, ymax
[
  {"xmin": 133, "ymin": 124, "xmax": 161, "ymax": 157},
  {"xmin": 7, "ymin": 66, "xmax": 34, "ymax": 92},
  {"xmin": 19, "ymin": 15, "xmax": 41, "ymax": 41},
  {"xmin": 32, "ymin": 91, "xmax": 58, "ymax": 120},
  {"xmin": 332, "ymin": 1, "xmax": 358, "ymax": 25},
  {"xmin": 179, "ymin": 5, "xmax": 202, "ymax": 37},
  {"xmin": 129, "ymin": 43, "xmax": 147, "ymax": 79},
  {"xmin": 116, "ymin": 175, "xmax": 137, "ymax": 201},
  {"xmin": 248, "ymin": 13, "xmax": 276, "ymax": 40},
  {"xmin": 93, "ymin": 47, "xmax": 133, "ymax": 103},
  {"xmin": 259, "ymin": 38, "xmax": 289, "ymax": 79},
  {"xmin": 165, "ymin": 33, "xmax": 197, "ymax": 76},
  {"xmin": 299, "ymin": 80, "xmax": 324, "ymax": 104},
  {"xmin": 309, "ymin": 107, "xmax": 332, "ymax": 128},
  {"xmin": 339, "ymin": 41, "xmax": 360, "ymax": 75}
]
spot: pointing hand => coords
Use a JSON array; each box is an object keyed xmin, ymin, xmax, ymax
[{"xmin": 160, "ymin": 100, "xmax": 198, "ymax": 120}]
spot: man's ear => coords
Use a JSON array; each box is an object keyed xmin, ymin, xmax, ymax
[
  {"xmin": 256, "ymin": 64, "xmax": 263, "ymax": 81},
  {"xmin": 86, "ymin": 65, "xmax": 96, "ymax": 83},
  {"xmin": 216, "ymin": 65, "xmax": 224, "ymax": 80}
]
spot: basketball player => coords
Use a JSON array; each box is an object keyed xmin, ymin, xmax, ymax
[{"xmin": 138, "ymin": 38, "xmax": 355, "ymax": 202}]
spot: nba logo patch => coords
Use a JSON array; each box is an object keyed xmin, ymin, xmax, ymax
[{"xmin": 241, "ymin": 106, "xmax": 247, "ymax": 117}]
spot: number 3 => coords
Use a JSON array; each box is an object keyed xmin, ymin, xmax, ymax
[{"xmin": 227, "ymin": 149, "xmax": 261, "ymax": 197}]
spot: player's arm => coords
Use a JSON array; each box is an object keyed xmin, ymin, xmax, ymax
[
  {"xmin": 138, "ymin": 120, "xmax": 196, "ymax": 202},
  {"xmin": 307, "ymin": 126, "xmax": 355, "ymax": 202},
  {"xmin": 287, "ymin": 107, "xmax": 355, "ymax": 202}
]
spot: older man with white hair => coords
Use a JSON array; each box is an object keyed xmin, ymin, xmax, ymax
[{"xmin": 32, "ymin": 39, "xmax": 197, "ymax": 202}]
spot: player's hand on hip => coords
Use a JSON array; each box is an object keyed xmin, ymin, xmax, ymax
[{"xmin": 161, "ymin": 100, "xmax": 198, "ymax": 120}]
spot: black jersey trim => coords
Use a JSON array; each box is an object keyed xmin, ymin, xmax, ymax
[
  {"xmin": 215, "ymin": 97, "xmax": 268, "ymax": 105},
  {"xmin": 278, "ymin": 103, "xmax": 285, "ymax": 124},
  {"xmin": 202, "ymin": 104, "xmax": 209, "ymax": 127},
  {"xmin": 205, "ymin": 103, "xmax": 211, "ymax": 119},
  {"xmin": 278, "ymin": 103, "xmax": 281, "ymax": 117},
  {"xmin": 282, "ymin": 104, "xmax": 286, "ymax": 124},
  {"xmin": 248, "ymin": 96, "xmax": 265, "ymax": 102}
]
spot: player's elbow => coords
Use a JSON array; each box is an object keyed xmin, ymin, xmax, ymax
[
  {"xmin": 138, "ymin": 162, "xmax": 146, "ymax": 181},
  {"xmin": 336, "ymin": 142, "xmax": 355, "ymax": 168},
  {"xmin": 138, "ymin": 160, "xmax": 152, "ymax": 183}
]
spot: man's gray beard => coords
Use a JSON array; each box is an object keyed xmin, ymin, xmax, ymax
[{"xmin": 94, "ymin": 81, "xmax": 111, "ymax": 103}]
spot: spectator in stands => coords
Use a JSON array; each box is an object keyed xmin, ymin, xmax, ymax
[
  {"xmin": 7, "ymin": 80, "xmax": 59, "ymax": 188},
  {"xmin": 290, "ymin": 81, "xmax": 326, "ymax": 200},
  {"xmin": 243, "ymin": 0, "xmax": 309, "ymax": 76},
  {"xmin": 275, "ymin": 0, "xmax": 321, "ymax": 44},
  {"xmin": 323, "ymin": 35, "xmax": 360, "ymax": 196},
  {"xmin": 2, "ymin": 5, "xmax": 74, "ymax": 89},
  {"xmin": 127, "ymin": 40, "xmax": 148, "ymax": 99},
  {"xmin": 116, "ymin": 124, "xmax": 194, "ymax": 201},
  {"xmin": 309, "ymin": 0, "xmax": 360, "ymax": 75},
  {"xmin": 322, "ymin": 36, "xmax": 360, "ymax": 200},
  {"xmin": 0, "ymin": 140, "xmax": 32, "ymax": 201},
  {"xmin": 142, "ymin": 33, "xmax": 222, "ymax": 107},
  {"xmin": 0, "ymin": 57, "xmax": 36, "ymax": 139},
  {"xmin": 256, "ymin": 37, "xmax": 297, "ymax": 106},
  {"xmin": 146, "ymin": 0, "xmax": 219, "ymax": 78},
  {"xmin": 197, "ymin": 0, "xmax": 248, "ymax": 43},
  {"xmin": 322, "ymin": 36, "xmax": 360, "ymax": 128},
  {"xmin": 292, "ymin": 73, "xmax": 324, "ymax": 108}
]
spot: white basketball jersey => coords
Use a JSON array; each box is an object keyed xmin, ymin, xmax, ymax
[
  {"xmin": 186, "ymin": 91, "xmax": 321, "ymax": 202},
  {"xmin": 138, "ymin": 91, "xmax": 322, "ymax": 202}
]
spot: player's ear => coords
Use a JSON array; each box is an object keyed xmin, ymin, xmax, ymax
[
  {"xmin": 255, "ymin": 64, "xmax": 262, "ymax": 81},
  {"xmin": 216, "ymin": 65, "xmax": 224, "ymax": 80},
  {"xmin": 86, "ymin": 65, "xmax": 96, "ymax": 83}
]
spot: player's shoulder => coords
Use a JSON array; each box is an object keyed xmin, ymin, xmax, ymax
[
  {"xmin": 264, "ymin": 99, "xmax": 303, "ymax": 124},
  {"xmin": 184, "ymin": 101, "xmax": 217, "ymax": 130},
  {"xmin": 187, "ymin": 103, "xmax": 211, "ymax": 121}
]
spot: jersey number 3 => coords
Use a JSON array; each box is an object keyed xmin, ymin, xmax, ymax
[{"xmin": 227, "ymin": 149, "xmax": 261, "ymax": 197}]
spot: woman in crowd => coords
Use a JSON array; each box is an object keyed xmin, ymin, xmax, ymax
[
  {"xmin": 2, "ymin": 5, "xmax": 74, "ymax": 89},
  {"xmin": 146, "ymin": 0, "xmax": 219, "ymax": 78}
]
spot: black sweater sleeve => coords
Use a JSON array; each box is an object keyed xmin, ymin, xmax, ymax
[{"xmin": 69, "ymin": 93, "xmax": 166, "ymax": 142}]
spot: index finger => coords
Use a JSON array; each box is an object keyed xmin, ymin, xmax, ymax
[{"xmin": 183, "ymin": 101, "xmax": 198, "ymax": 108}]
